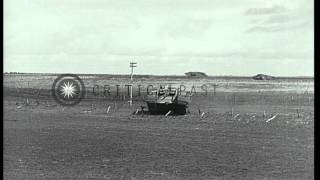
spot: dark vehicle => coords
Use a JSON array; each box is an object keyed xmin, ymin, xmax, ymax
[
  {"xmin": 252, "ymin": 74, "xmax": 276, "ymax": 80},
  {"xmin": 146, "ymin": 86, "xmax": 189, "ymax": 115}
]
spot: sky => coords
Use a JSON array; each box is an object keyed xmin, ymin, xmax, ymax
[{"xmin": 4, "ymin": 0, "xmax": 314, "ymax": 76}]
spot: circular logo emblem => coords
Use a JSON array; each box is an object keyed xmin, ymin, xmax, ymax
[{"xmin": 51, "ymin": 74, "xmax": 85, "ymax": 106}]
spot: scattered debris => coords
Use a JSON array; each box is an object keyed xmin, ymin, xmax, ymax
[
  {"xmin": 106, "ymin": 105, "xmax": 111, "ymax": 114},
  {"xmin": 83, "ymin": 110, "xmax": 92, "ymax": 113},
  {"xmin": 25, "ymin": 98, "xmax": 29, "ymax": 106},
  {"xmin": 165, "ymin": 110, "xmax": 172, "ymax": 117},
  {"xmin": 266, "ymin": 113, "xmax": 279, "ymax": 123},
  {"xmin": 232, "ymin": 114, "xmax": 240, "ymax": 120}
]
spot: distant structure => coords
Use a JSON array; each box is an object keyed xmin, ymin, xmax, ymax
[
  {"xmin": 4, "ymin": 72, "xmax": 22, "ymax": 74},
  {"xmin": 252, "ymin": 74, "xmax": 276, "ymax": 80},
  {"xmin": 185, "ymin": 72, "xmax": 208, "ymax": 77}
]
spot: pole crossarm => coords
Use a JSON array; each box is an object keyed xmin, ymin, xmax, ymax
[{"xmin": 130, "ymin": 62, "xmax": 137, "ymax": 67}]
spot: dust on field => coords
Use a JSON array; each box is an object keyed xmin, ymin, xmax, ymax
[{"xmin": 4, "ymin": 74, "xmax": 314, "ymax": 179}]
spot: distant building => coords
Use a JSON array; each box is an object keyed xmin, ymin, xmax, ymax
[
  {"xmin": 252, "ymin": 74, "xmax": 275, "ymax": 80},
  {"xmin": 185, "ymin": 72, "xmax": 208, "ymax": 77}
]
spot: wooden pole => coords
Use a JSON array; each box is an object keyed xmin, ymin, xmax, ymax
[{"xmin": 129, "ymin": 62, "xmax": 137, "ymax": 106}]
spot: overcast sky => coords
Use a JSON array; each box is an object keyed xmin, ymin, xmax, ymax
[{"xmin": 4, "ymin": 0, "xmax": 313, "ymax": 76}]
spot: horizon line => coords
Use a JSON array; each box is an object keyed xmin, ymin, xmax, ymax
[{"xmin": 3, "ymin": 72, "xmax": 314, "ymax": 78}]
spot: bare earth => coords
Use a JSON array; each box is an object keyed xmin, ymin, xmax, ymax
[{"xmin": 4, "ymin": 76, "xmax": 314, "ymax": 180}]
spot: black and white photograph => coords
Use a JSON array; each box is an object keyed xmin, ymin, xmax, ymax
[{"xmin": 4, "ymin": 0, "xmax": 314, "ymax": 179}]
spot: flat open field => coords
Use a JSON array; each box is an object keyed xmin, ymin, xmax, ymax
[{"xmin": 4, "ymin": 74, "xmax": 314, "ymax": 179}]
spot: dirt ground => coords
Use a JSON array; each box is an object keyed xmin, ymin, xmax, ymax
[{"xmin": 4, "ymin": 86, "xmax": 314, "ymax": 179}]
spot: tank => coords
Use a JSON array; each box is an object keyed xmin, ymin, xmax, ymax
[{"xmin": 145, "ymin": 86, "xmax": 189, "ymax": 115}]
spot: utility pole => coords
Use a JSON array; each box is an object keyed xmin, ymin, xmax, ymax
[{"xmin": 129, "ymin": 62, "xmax": 137, "ymax": 106}]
